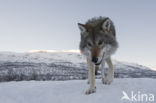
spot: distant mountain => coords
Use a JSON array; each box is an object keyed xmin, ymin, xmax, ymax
[{"xmin": 0, "ymin": 51, "xmax": 156, "ymax": 82}]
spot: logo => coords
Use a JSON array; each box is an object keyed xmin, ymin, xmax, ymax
[{"xmin": 121, "ymin": 91, "xmax": 155, "ymax": 102}]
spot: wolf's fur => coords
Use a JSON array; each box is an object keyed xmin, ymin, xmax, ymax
[{"xmin": 78, "ymin": 17, "xmax": 118, "ymax": 94}]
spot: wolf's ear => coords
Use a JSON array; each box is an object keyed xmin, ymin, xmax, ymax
[
  {"xmin": 78, "ymin": 23, "xmax": 87, "ymax": 33},
  {"xmin": 102, "ymin": 18, "xmax": 111, "ymax": 31}
]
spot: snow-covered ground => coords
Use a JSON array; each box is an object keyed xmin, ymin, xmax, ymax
[
  {"xmin": 0, "ymin": 51, "xmax": 155, "ymax": 103},
  {"xmin": 0, "ymin": 78, "xmax": 155, "ymax": 103}
]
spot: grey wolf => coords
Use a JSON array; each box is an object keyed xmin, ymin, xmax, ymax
[{"xmin": 78, "ymin": 17, "xmax": 118, "ymax": 94}]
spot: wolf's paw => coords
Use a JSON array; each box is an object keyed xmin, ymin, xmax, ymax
[
  {"xmin": 85, "ymin": 88, "xmax": 96, "ymax": 95},
  {"xmin": 102, "ymin": 77, "xmax": 106, "ymax": 84},
  {"xmin": 102, "ymin": 76, "xmax": 113, "ymax": 85}
]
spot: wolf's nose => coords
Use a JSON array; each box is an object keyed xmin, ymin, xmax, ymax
[{"xmin": 92, "ymin": 57, "xmax": 98, "ymax": 63}]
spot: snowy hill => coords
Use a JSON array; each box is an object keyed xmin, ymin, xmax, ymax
[
  {"xmin": 0, "ymin": 51, "xmax": 156, "ymax": 82},
  {"xmin": 0, "ymin": 78, "xmax": 155, "ymax": 103}
]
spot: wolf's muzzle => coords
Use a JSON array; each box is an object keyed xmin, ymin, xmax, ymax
[
  {"xmin": 92, "ymin": 57, "xmax": 98, "ymax": 64},
  {"xmin": 92, "ymin": 53, "xmax": 105, "ymax": 65}
]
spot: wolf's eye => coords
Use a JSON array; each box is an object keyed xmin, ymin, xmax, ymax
[
  {"xmin": 87, "ymin": 42, "xmax": 92, "ymax": 47},
  {"xmin": 98, "ymin": 41, "xmax": 103, "ymax": 46}
]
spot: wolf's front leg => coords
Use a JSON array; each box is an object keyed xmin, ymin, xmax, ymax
[
  {"xmin": 86, "ymin": 59, "xmax": 96, "ymax": 94},
  {"xmin": 105, "ymin": 57, "xmax": 114, "ymax": 85},
  {"xmin": 101, "ymin": 60, "xmax": 106, "ymax": 84},
  {"xmin": 87, "ymin": 66, "xmax": 90, "ymax": 84},
  {"xmin": 87, "ymin": 58, "xmax": 90, "ymax": 84}
]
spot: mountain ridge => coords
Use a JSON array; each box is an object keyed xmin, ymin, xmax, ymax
[{"xmin": 0, "ymin": 51, "xmax": 156, "ymax": 82}]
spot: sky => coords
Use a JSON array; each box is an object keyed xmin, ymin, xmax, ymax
[{"xmin": 0, "ymin": 0, "xmax": 156, "ymax": 69}]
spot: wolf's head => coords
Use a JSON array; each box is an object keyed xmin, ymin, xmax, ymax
[{"xmin": 78, "ymin": 17, "xmax": 118, "ymax": 65}]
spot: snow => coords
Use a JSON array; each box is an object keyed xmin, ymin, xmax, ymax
[
  {"xmin": 0, "ymin": 51, "xmax": 152, "ymax": 72},
  {"xmin": 0, "ymin": 51, "xmax": 150, "ymax": 70},
  {"xmin": 0, "ymin": 51, "xmax": 155, "ymax": 102},
  {"xmin": 0, "ymin": 51, "xmax": 156, "ymax": 82},
  {"xmin": 0, "ymin": 51, "xmax": 85, "ymax": 64},
  {"xmin": 0, "ymin": 78, "xmax": 156, "ymax": 103}
]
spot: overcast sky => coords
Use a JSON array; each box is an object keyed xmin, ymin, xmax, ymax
[{"xmin": 0, "ymin": 0, "xmax": 156, "ymax": 69}]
